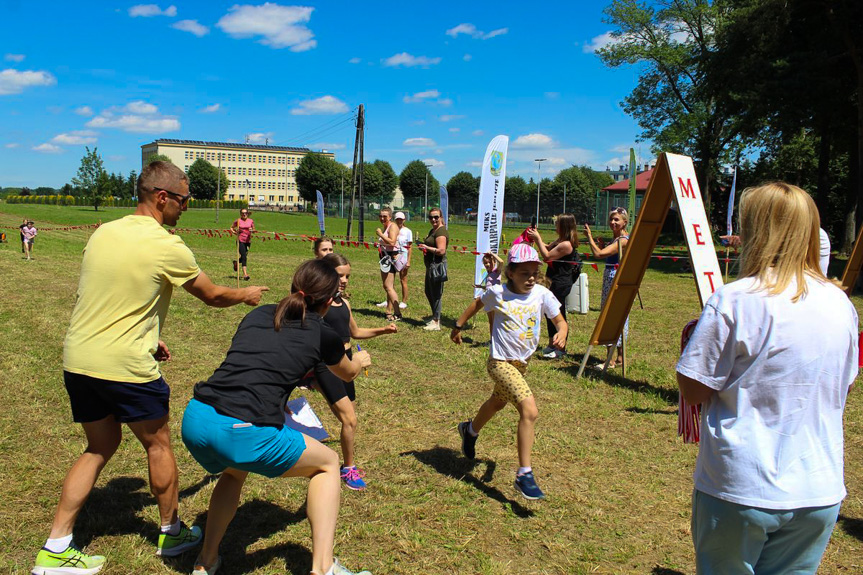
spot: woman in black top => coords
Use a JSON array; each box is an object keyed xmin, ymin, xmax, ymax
[
  {"xmin": 181, "ymin": 259, "xmax": 373, "ymax": 575},
  {"xmin": 416, "ymin": 207, "xmax": 449, "ymax": 331},
  {"xmin": 527, "ymin": 214, "xmax": 580, "ymax": 358}
]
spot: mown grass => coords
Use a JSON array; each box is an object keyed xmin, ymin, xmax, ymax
[{"xmin": 1, "ymin": 204, "xmax": 861, "ymax": 574}]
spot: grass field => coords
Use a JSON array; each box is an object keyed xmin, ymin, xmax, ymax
[{"xmin": 1, "ymin": 204, "xmax": 861, "ymax": 574}]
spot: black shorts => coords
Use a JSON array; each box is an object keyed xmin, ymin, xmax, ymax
[
  {"xmin": 313, "ymin": 349, "xmax": 355, "ymax": 404},
  {"xmin": 64, "ymin": 370, "xmax": 170, "ymax": 423}
]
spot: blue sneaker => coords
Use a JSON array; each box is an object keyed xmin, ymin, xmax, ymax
[
  {"xmin": 340, "ymin": 466, "xmax": 367, "ymax": 490},
  {"xmin": 458, "ymin": 421, "xmax": 477, "ymax": 460},
  {"xmin": 514, "ymin": 472, "xmax": 546, "ymax": 500}
]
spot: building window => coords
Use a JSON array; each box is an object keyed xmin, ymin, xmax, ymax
[
  {"xmin": 229, "ymin": 194, "xmax": 234, "ymax": 200},
  {"xmin": 279, "ymin": 195, "xmax": 284, "ymax": 201},
  {"xmin": 269, "ymin": 195, "xmax": 274, "ymax": 201}
]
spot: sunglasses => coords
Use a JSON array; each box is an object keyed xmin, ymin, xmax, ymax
[
  {"xmin": 611, "ymin": 207, "xmax": 628, "ymax": 215},
  {"xmin": 240, "ymin": 212, "xmax": 249, "ymax": 216},
  {"xmin": 157, "ymin": 188, "xmax": 193, "ymax": 206},
  {"xmin": 428, "ymin": 215, "xmax": 441, "ymax": 220}
]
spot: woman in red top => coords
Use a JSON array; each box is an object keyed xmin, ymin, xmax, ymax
[{"xmin": 231, "ymin": 209, "xmax": 255, "ymax": 281}]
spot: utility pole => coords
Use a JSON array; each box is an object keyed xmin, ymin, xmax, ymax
[
  {"xmin": 424, "ymin": 163, "xmax": 433, "ymax": 218},
  {"xmin": 340, "ymin": 174, "xmax": 344, "ymax": 219},
  {"xmin": 534, "ymin": 158, "xmax": 547, "ymax": 224},
  {"xmin": 216, "ymin": 152, "xmax": 221, "ymax": 223},
  {"xmin": 346, "ymin": 105, "xmax": 363, "ymax": 239},
  {"xmin": 562, "ymin": 183, "xmax": 566, "ymax": 214},
  {"xmin": 357, "ymin": 106, "xmax": 366, "ymax": 242}
]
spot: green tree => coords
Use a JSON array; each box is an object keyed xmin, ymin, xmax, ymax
[
  {"xmin": 373, "ymin": 160, "xmax": 399, "ymax": 200},
  {"xmin": 361, "ymin": 162, "xmax": 390, "ymax": 205},
  {"xmin": 398, "ymin": 160, "xmax": 439, "ymax": 201},
  {"xmin": 296, "ymin": 153, "xmax": 343, "ymax": 202},
  {"xmin": 187, "ymin": 158, "xmax": 229, "ymax": 201},
  {"xmin": 504, "ymin": 175, "xmax": 530, "ymax": 212},
  {"xmin": 126, "ymin": 170, "xmax": 138, "ymax": 199},
  {"xmin": 71, "ymin": 146, "xmax": 106, "ymax": 211},
  {"xmin": 597, "ymin": 0, "xmax": 743, "ymax": 210},
  {"xmin": 446, "ymin": 171, "xmax": 480, "ymax": 205},
  {"xmin": 146, "ymin": 153, "xmax": 172, "ymax": 165}
]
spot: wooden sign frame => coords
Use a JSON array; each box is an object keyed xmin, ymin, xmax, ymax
[
  {"xmin": 576, "ymin": 152, "xmax": 724, "ymax": 378},
  {"xmin": 841, "ymin": 225, "xmax": 863, "ymax": 295}
]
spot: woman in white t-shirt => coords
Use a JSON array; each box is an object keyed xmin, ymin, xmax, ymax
[
  {"xmin": 449, "ymin": 244, "xmax": 567, "ymax": 500},
  {"xmin": 677, "ymin": 182, "xmax": 858, "ymax": 574}
]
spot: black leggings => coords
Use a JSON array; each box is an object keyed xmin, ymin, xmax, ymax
[
  {"xmin": 546, "ymin": 280, "xmax": 573, "ymax": 341},
  {"xmin": 425, "ymin": 274, "xmax": 445, "ymax": 321},
  {"xmin": 238, "ymin": 241, "xmax": 251, "ymax": 266},
  {"xmin": 313, "ymin": 349, "xmax": 355, "ymax": 404}
]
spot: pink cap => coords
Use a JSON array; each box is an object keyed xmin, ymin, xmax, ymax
[{"xmin": 507, "ymin": 243, "xmax": 541, "ymax": 264}]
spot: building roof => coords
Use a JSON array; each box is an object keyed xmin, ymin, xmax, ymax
[
  {"xmin": 602, "ymin": 168, "xmax": 655, "ymax": 192},
  {"xmin": 144, "ymin": 139, "xmax": 313, "ymax": 153}
]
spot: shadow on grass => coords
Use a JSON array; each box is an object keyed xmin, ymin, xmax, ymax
[
  {"xmin": 838, "ymin": 514, "xmax": 863, "ymax": 542},
  {"xmin": 73, "ymin": 474, "xmax": 218, "ymax": 550},
  {"xmin": 178, "ymin": 498, "xmax": 310, "ymax": 574},
  {"xmin": 401, "ymin": 446, "xmax": 535, "ymax": 518},
  {"xmin": 626, "ymin": 406, "xmax": 677, "ymax": 415},
  {"xmin": 651, "ymin": 567, "xmax": 685, "ymax": 575},
  {"xmin": 351, "ymin": 306, "xmax": 426, "ymax": 328},
  {"xmin": 563, "ymin": 362, "xmax": 679, "ymax": 406}
]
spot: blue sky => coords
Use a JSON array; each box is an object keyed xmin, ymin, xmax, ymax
[{"xmin": 1, "ymin": 1, "xmax": 649, "ymax": 188}]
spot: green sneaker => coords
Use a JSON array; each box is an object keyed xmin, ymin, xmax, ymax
[
  {"xmin": 156, "ymin": 522, "xmax": 202, "ymax": 557},
  {"xmin": 32, "ymin": 545, "xmax": 105, "ymax": 574}
]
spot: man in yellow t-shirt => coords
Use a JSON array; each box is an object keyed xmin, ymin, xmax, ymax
[{"xmin": 33, "ymin": 162, "xmax": 269, "ymax": 575}]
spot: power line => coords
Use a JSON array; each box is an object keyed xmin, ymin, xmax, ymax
[{"xmin": 274, "ymin": 108, "xmax": 358, "ymax": 148}]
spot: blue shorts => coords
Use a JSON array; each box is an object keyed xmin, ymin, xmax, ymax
[
  {"xmin": 64, "ymin": 370, "xmax": 170, "ymax": 423},
  {"xmin": 692, "ymin": 489, "xmax": 840, "ymax": 575},
  {"xmin": 181, "ymin": 398, "xmax": 306, "ymax": 478}
]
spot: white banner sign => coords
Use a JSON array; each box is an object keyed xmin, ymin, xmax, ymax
[
  {"xmin": 667, "ymin": 153, "xmax": 724, "ymax": 305},
  {"xmin": 474, "ymin": 135, "xmax": 508, "ymax": 297}
]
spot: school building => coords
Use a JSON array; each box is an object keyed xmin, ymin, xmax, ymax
[{"xmin": 140, "ymin": 139, "xmax": 336, "ymax": 208}]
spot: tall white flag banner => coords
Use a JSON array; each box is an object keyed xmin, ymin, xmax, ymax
[
  {"xmin": 474, "ymin": 135, "xmax": 508, "ymax": 297},
  {"xmin": 725, "ymin": 166, "xmax": 737, "ymax": 236}
]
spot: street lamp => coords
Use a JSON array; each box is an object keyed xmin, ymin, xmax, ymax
[
  {"xmin": 424, "ymin": 163, "xmax": 433, "ymax": 218},
  {"xmin": 534, "ymin": 158, "xmax": 547, "ymax": 224}
]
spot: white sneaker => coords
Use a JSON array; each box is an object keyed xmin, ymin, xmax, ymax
[
  {"xmin": 541, "ymin": 346, "xmax": 555, "ymax": 355},
  {"xmin": 423, "ymin": 320, "xmax": 441, "ymax": 331},
  {"xmin": 375, "ymin": 301, "xmax": 387, "ymax": 308},
  {"xmin": 542, "ymin": 349, "xmax": 565, "ymax": 359},
  {"xmin": 399, "ymin": 302, "xmax": 407, "ymax": 309}
]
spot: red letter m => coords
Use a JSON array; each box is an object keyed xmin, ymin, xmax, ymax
[{"xmin": 678, "ymin": 178, "xmax": 696, "ymax": 199}]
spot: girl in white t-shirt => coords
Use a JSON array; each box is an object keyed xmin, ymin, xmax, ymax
[
  {"xmin": 677, "ymin": 182, "xmax": 858, "ymax": 574},
  {"xmin": 450, "ymin": 244, "xmax": 567, "ymax": 500}
]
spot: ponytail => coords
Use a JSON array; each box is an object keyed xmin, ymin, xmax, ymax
[{"xmin": 274, "ymin": 259, "xmax": 339, "ymax": 331}]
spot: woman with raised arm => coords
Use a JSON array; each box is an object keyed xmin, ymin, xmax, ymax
[{"xmin": 584, "ymin": 207, "xmax": 629, "ymax": 367}]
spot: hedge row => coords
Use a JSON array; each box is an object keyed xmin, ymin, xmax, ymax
[{"xmin": 5, "ymin": 196, "xmax": 248, "ymax": 210}]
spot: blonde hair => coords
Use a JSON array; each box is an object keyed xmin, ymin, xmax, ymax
[
  {"xmin": 554, "ymin": 213, "xmax": 579, "ymax": 248},
  {"xmin": 608, "ymin": 207, "xmax": 629, "ymax": 227},
  {"xmin": 738, "ymin": 182, "xmax": 825, "ymax": 301}
]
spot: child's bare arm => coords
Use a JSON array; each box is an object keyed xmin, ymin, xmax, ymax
[{"xmin": 450, "ymin": 297, "xmax": 484, "ymax": 344}]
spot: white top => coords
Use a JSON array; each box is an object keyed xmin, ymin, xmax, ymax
[
  {"xmin": 819, "ymin": 228, "xmax": 830, "ymax": 276},
  {"xmin": 397, "ymin": 226, "xmax": 413, "ymax": 256},
  {"xmin": 677, "ymin": 275, "xmax": 858, "ymax": 509},
  {"xmin": 481, "ymin": 284, "xmax": 560, "ymax": 363}
]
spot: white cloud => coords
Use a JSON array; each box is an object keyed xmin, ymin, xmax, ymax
[
  {"xmin": 309, "ymin": 142, "xmax": 345, "ymax": 150},
  {"xmin": 472, "ymin": 129, "xmax": 484, "ymax": 136},
  {"xmin": 584, "ymin": 31, "xmax": 614, "ymax": 53},
  {"xmin": 74, "ymin": 105, "xmax": 94, "ymax": 116},
  {"xmin": 547, "ymin": 157, "xmax": 567, "ymax": 165},
  {"xmin": 4, "ymin": 54, "xmax": 25, "ymax": 62},
  {"xmin": 449, "ymin": 128, "xmax": 460, "ymax": 133},
  {"xmin": 404, "ymin": 137, "xmax": 436, "ymax": 147},
  {"xmin": 423, "ymin": 158, "xmax": 445, "ymax": 168},
  {"xmin": 217, "ymin": 4, "xmax": 316, "ymax": 51},
  {"xmin": 440, "ymin": 114, "xmax": 465, "ymax": 122},
  {"xmin": 128, "ymin": 4, "xmax": 177, "ymax": 17},
  {"xmin": 544, "ymin": 92, "xmax": 560, "ymax": 99},
  {"xmin": 33, "ymin": 143, "xmax": 62, "ymax": 153},
  {"xmin": 52, "ymin": 130, "xmax": 98, "ymax": 145},
  {"xmin": 403, "ymin": 89, "xmax": 439, "ymax": 103},
  {"xmin": 446, "ymin": 23, "xmax": 508, "ymax": 40},
  {"xmin": 290, "ymin": 95, "xmax": 348, "ymax": 115},
  {"xmin": 86, "ymin": 101, "xmax": 180, "ymax": 133},
  {"xmin": 173, "ymin": 19, "xmax": 209, "ymax": 37},
  {"xmin": 200, "ymin": 103, "xmax": 221, "ymax": 113},
  {"xmin": 246, "ymin": 132, "xmax": 274, "ymax": 144},
  {"xmin": 0, "ymin": 69, "xmax": 56, "ymax": 95},
  {"xmin": 463, "ymin": 54, "xmax": 472, "ymax": 61},
  {"xmin": 348, "ymin": 57, "xmax": 361, "ymax": 64},
  {"xmin": 437, "ymin": 98, "xmax": 453, "ymax": 107},
  {"xmin": 467, "ymin": 161, "xmax": 482, "ymax": 167},
  {"xmin": 511, "ymin": 133, "xmax": 555, "ymax": 149},
  {"xmin": 383, "ymin": 53, "xmax": 441, "ymax": 68},
  {"xmin": 5, "ymin": 142, "xmax": 20, "ymax": 148}
]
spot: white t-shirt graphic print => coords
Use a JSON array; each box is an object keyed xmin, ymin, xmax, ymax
[{"xmin": 481, "ymin": 284, "xmax": 560, "ymax": 363}]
